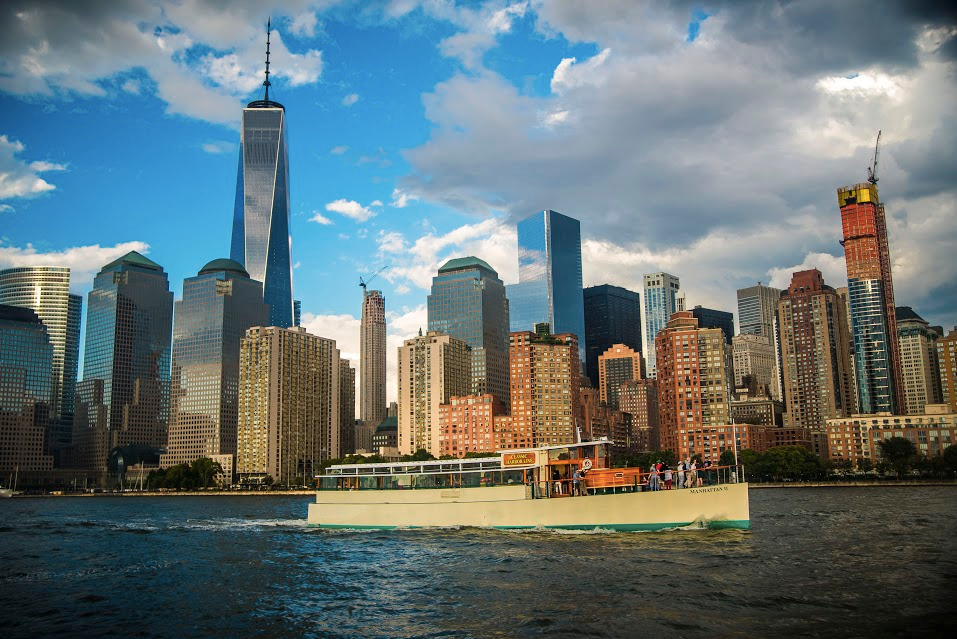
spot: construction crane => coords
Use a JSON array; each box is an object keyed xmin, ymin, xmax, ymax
[
  {"xmin": 359, "ymin": 266, "xmax": 388, "ymax": 293},
  {"xmin": 866, "ymin": 130, "xmax": 881, "ymax": 185}
]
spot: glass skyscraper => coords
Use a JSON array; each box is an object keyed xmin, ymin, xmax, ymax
[
  {"xmin": 230, "ymin": 97, "xmax": 293, "ymax": 328},
  {"xmin": 642, "ymin": 272, "xmax": 681, "ymax": 377},
  {"xmin": 161, "ymin": 259, "xmax": 269, "ymax": 471},
  {"xmin": 691, "ymin": 306, "xmax": 735, "ymax": 345},
  {"xmin": 0, "ymin": 266, "xmax": 81, "ymax": 457},
  {"xmin": 583, "ymin": 284, "xmax": 642, "ymax": 388},
  {"xmin": 506, "ymin": 210, "xmax": 586, "ymax": 364},
  {"xmin": 428, "ymin": 256, "xmax": 510, "ymax": 405},
  {"xmin": 74, "ymin": 252, "xmax": 173, "ymax": 477},
  {"xmin": 736, "ymin": 283, "xmax": 781, "ymax": 338}
]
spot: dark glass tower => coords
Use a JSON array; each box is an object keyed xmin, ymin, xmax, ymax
[
  {"xmin": 506, "ymin": 210, "xmax": 586, "ymax": 364},
  {"xmin": 583, "ymin": 285, "xmax": 642, "ymax": 388},
  {"xmin": 229, "ymin": 23, "xmax": 293, "ymax": 328},
  {"xmin": 75, "ymin": 252, "xmax": 173, "ymax": 478},
  {"xmin": 691, "ymin": 306, "xmax": 734, "ymax": 345},
  {"xmin": 428, "ymin": 256, "xmax": 510, "ymax": 405},
  {"xmin": 161, "ymin": 259, "xmax": 269, "ymax": 470}
]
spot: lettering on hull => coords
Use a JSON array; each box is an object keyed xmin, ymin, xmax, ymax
[{"xmin": 689, "ymin": 486, "xmax": 729, "ymax": 494}]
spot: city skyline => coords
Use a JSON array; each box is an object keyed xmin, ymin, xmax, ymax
[{"xmin": 1, "ymin": 1, "xmax": 955, "ymax": 409}]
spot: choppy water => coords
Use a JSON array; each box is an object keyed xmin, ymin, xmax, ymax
[{"xmin": 1, "ymin": 488, "xmax": 954, "ymax": 638}]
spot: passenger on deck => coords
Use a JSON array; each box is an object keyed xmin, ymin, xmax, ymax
[
  {"xmin": 572, "ymin": 468, "xmax": 586, "ymax": 496},
  {"xmin": 663, "ymin": 464, "xmax": 673, "ymax": 490},
  {"xmin": 552, "ymin": 468, "xmax": 562, "ymax": 495},
  {"xmin": 676, "ymin": 460, "xmax": 685, "ymax": 489}
]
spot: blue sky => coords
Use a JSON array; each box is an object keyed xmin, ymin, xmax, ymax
[{"xmin": 2, "ymin": 1, "xmax": 955, "ymax": 405}]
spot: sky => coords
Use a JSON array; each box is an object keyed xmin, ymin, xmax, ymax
[{"xmin": 1, "ymin": 0, "xmax": 955, "ymax": 412}]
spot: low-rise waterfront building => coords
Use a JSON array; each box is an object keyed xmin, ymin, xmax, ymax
[{"xmin": 826, "ymin": 404, "xmax": 957, "ymax": 468}]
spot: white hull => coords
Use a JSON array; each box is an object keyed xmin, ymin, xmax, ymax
[{"xmin": 307, "ymin": 483, "xmax": 750, "ymax": 531}]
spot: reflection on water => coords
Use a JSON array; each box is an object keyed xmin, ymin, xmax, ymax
[{"xmin": 1, "ymin": 489, "xmax": 954, "ymax": 638}]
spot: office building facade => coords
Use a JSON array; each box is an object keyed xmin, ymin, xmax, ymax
[
  {"xmin": 360, "ymin": 289, "xmax": 387, "ymax": 424},
  {"xmin": 236, "ymin": 326, "xmax": 341, "ymax": 485},
  {"xmin": 837, "ymin": 182, "xmax": 903, "ymax": 414},
  {"xmin": 428, "ymin": 257, "xmax": 510, "ymax": 406},
  {"xmin": 736, "ymin": 283, "xmax": 781, "ymax": 338},
  {"xmin": 0, "ymin": 305, "xmax": 54, "ymax": 476},
  {"xmin": 0, "ymin": 266, "xmax": 81, "ymax": 457},
  {"xmin": 397, "ymin": 331, "xmax": 471, "ymax": 457},
  {"xmin": 642, "ymin": 272, "xmax": 681, "ymax": 377},
  {"xmin": 895, "ymin": 307, "xmax": 942, "ymax": 416},
  {"xmin": 732, "ymin": 333, "xmax": 778, "ymax": 397},
  {"xmin": 339, "ymin": 358, "xmax": 356, "ymax": 455},
  {"xmin": 583, "ymin": 284, "xmax": 642, "ymax": 389},
  {"xmin": 937, "ymin": 328, "xmax": 957, "ymax": 413},
  {"xmin": 161, "ymin": 259, "xmax": 268, "ymax": 471},
  {"xmin": 777, "ymin": 270, "xmax": 855, "ymax": 430},
  {"xmin": 597, "ymin": 344, "xmax": 643, "ymax": 410},
  {"xmin": 506, "ymin": 210, "xmax": 586, "ymax": 364},
  {"xmin": 691, "ymin": 306, "xmax": 734, "ymax": 345}
]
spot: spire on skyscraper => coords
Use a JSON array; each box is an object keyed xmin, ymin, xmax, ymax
[{"xmin": 263, "ymin": 18, "xmax": 272, "ymax": 103}]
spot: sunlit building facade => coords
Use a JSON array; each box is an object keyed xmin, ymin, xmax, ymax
[
  {"xmin": 0, "ymin": 266, "xmax": 81, "ymax": 458},
  {"xmin": 895, "ymin": 307, "xmax": 943, "ymax": 416},
  {"xmin": 938, "ymin": 328, "xmax": 957, "ymax": 413},
  {"xmin": 506, "ymin": 210, "xmax": 586, "ymax": 364},
  {"xmin": 161, "ymin": 259, "xmax": 268, "ymax": 472},
  {"xmin": 736, "ymin": 283, "xmax": 781, "ymax": 338},
  {"xmin": 642, "ymin": 272, "xmax": 681, "ymax": 378},
  {"xmin": 438, "ymin": 394, "xmax": 504, "ymax": 458},
  {"xmin": 360, "ymin": 289, "xmax": 387, "ymax": 424},
  {"xmin": 597, "ymin": 344, "xmax": 643, "ymax": 410}
]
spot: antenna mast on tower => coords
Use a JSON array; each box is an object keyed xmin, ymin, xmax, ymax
[{"xmin": 263, "ymin": 18, "xmax": 272, "ymax": 103}]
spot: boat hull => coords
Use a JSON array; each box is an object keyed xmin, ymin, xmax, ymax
[{"xmin": 307, "ymin": 483, "xmax": 750, "ymax": 531}]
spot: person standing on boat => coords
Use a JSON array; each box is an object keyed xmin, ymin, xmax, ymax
[
  {"xmin": 676, "ymin": 460, "xmax": 685, "ymax": 490},
  {"xmin": 572, "ymin": 467, "xmax": 585, "ymax": 496},
  {"xmin": 686, "ymin": 460, "xmax": 698, "ymax": 488},
  {"xmin": 663, "ymin": 464, "xmax": 673, "ymax": 490},
  {"xmin": 649, "ymin": 464, "xmax": 660, "ymax": 491},
  {"xmin": 552, "ymin": 468, "xmax": 562, "ymax": 496}
]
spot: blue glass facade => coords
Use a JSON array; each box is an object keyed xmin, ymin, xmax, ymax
[
  {"xmin": 428, "ymin": 257, "xmax": 510, "ymax": 405},
  {"xmin": 506, "ymin": 210, "xmax": 585, "ymax": 364},
  {"xmin": 691, "ymin": 306, "xmax": 734, "ymax": 345},
  {"xmin": 642, "ymin": 272, "xmax": 681, "ymax": 376},
  {"xmin": 583, "ymin": 285, "xmax": 642, "ymax": 388},
  {"xmin": 848, "ymin": 278, "xmax": 895, "ymax": 413},
  {"xmin": 230, "ymin": 103, "xmax": 293, "ymax": 328}
]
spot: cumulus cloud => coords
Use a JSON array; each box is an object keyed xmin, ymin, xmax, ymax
[
  {"xmin": 201, "ymin": 141, "xmax": 236, "ymax": 154},
  {"xmin": 325, "ymin": 198, "xmax": 380, "ymax": 222},
  {"xmin": 0, "ymin": 135, "xmax": 67, "ymax": 200},
  {"xmin": 391, "ymin": 188, "xmax": 419, "ymax": 208},
  {"xmin": 309, "ymin": 210, "xmax": 334, "ymax": 225},
  {"xmin": 0, "ymin": 240, "xmax": 151, "ymax": 292}
]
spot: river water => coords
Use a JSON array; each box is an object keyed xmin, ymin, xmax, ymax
[{"xmin": 1, "ymin": 487, "xmax": 954, "ymax": 638}]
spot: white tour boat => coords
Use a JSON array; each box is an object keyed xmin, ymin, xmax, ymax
[{"xmin": 307, "ymin": 440, "xmax": 750, "ymax": 531}]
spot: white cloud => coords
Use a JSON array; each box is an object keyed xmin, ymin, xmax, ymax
[
  {"xmin": 325, "ymin": 198, "xmax": 377, "ymax": 222},
  {"xmin": 0, "ymin": 135, "xmax": 67, "ymax": 200},
  {"xmin": 0, "ymin": 204, "xmax": 14, "ymax": 213},
  {"xmin": 767, "ymin": 253, "xmax": 848, "ymax": 291},
  {"xmin": 391, "ymin": 188, "xmax": 419, "ymax": 208},
  {"xmin": 0, "ymin": 241, "xmax": 151, "ymax": 292},
  {"xmin": 201, "ymin": 141, "xmax": 236, "ymax": 154},
  {"xmin": 342, "ymin": 93, "xmax": 359, "ymax": 106},
  {"xmin": 289, "ymin": 11, "xmax": 320, "ymax": 37},
  {"xmin": 550, "ymin": 48, "xmax": 611, "ymax": 95},
  {"xmin": 330, "ymin": 145, "xmax": 348, "ymax": 155},
  {"xmin": 309, "ymin": 210, "xmax": 334, "ymax": 225}
]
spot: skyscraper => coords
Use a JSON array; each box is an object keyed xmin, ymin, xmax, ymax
[
  {"xmin": 236, "ymin": 326, "xmax": 341, "ymax": 485},
  {"xmin": 654, "ymin": 311, "xmax": 732, "ymax": 459},
  {"xmin": 736, "ymin": 283, "xmax": 782, "ymax": 338},
  {"xmin": 597, "ymin": 344, "xmax": 643, "ymax": 410},
  {"xmin": 641, "ymin": 272, "xmax": 681, "ymax": 377},
  {"xmin": 583, "ymin": 284, "xmax": 642, "ymax": 389},
  {"xmin": 397, "ymin": 331, "xmax": 471, "ymax": 457},
  {"xmin": 777, "ymin": 270, "xmax": 855, "ymax": 435},
  {"xmin": 161, "ymin": 259, "xmax": 268, "ymax": 472},
  {"xmin": 691, "ymin": 306, "xmax": 735, "ymax": 345},
  {"xmin": 838, "ymin": 180, "xmax": 902, "ymax": 414},
  {"xmin": 0, "ymin": 305, "xmax": 54, "ymax": 477},
  {"xmin": 229, "ymin": 24, "xmax": 293, "ymax": 328},
  {"xmin": 895, "ymin": 307, "xmax": 943, "ymax": 416},
  {"xmin": 428, "ymin": 256, "xmax": 510, "ymax": 405},
  {"xmin": 0, "ymin": 266, "xmax": 81, "ymax": 458},
  {"xmin": 338, "ymin": 358, "xmax": 356, "ymax": 455},
  {"xmin": 74, "ymin": 252, "xmax": 173, "ymax": 480},
  {"xmin": 506, "ymin": 210, "xmax": 586, "ymax": 364},
  {"xmin": 938, "ymin": 328, "xmax": 957, "ymax": 413},
  {"xmin": 360, "ymin": 289, "xmax": 387, "ymax": 424},
  {"xmin": 732, "ymin": 334, "xmax": 777, "ymax": 393}
]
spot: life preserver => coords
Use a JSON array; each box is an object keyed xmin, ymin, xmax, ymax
[{"xmin": 581, "ymin": 459, "xmax": 593, "ymax": 471}]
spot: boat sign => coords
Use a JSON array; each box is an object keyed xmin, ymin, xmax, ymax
[{"xmin": 502, "ymin": 452, "xmax": 536, "ymax": 467}]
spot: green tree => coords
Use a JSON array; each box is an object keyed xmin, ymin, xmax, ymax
[
  {"xmin": 857, "ymin": 458, "xmax": 873, "ymax": 474},
  {"xmin": 719, "ymin": 449, "xmax": 736, "ymax": 467},
  {"xmin": 834, "ymin": 458, "xmax": 853, "ymax": 477},
  {"xmin": 942, "ymin": 444, "xmax": 957, "ymax": 476},
  {"xmin": 191, "ymin": 457, "xmax": 224, "ymax": 488},
  {"xmin": 877, "ymin": 436, "xmax": 918, "ymax": 478},
  {"xmin": 405, "ymin": 449, "xmax": 435, "ymax": 462}
]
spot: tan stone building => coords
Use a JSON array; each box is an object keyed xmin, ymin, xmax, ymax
[
  {"xmin": 360, "ymin": 289, "xmax": 387, "ymax": 424},
  {"xmin": 397, "ymin": 331, "xmax": 470, "ymax": 457},
  {"xmin": 732, "ymin": 334, "xmax": 777, "ymax": 398},
  {"xmin": 236, "ymin": 326, "xmax": 342, "ymax": 486},
  {"xmin": 597, "ymin": 343, "xmax": 643, "ymax": 410},
  {"xmin": 895, "ymin": 307, "xmax": 943, "ymax": 415}
]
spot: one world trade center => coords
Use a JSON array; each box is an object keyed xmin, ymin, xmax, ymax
[{"xmin": 230, "ymin": 21, "xmax": 293, "ymax": 328}]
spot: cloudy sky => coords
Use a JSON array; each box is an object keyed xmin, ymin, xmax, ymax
[{"xmin": 2, "ymin": 0, "xmax": 955, "ymax": 409}]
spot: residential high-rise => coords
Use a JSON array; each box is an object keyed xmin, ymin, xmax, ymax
[
  {"xmin": 339, "ymin": 358, "xmax": 356, "ymax": 455},
  {"xmin": 583, "ymin": 284, "xmax": 642, "ymax": 389},
  {"xmin": 506, "ymin": 210, "xmax": 586, "ymax": 364},
  {"xmin": 508, "ymin": 324, "xmax": 581, "ymax": 447},
  {"xmin": 777, "ymin": 270, "xmax": 855, "ymax": 434},
  {"xmin": 597, "ymin": 344, "xmax": 643, "ymax": 410},
  {"xmin": 74, "ymin": 252, "xmax": 173, "ymax": 480},
  {"xmin": 161, "ymin": 259, "xmax": 268, "ymax": 473},
  {"xmin": 397, "ymin": 331, "xmax": 470, "ymax": 457},
  {"xmin": 641, "ymin": 272, "xmax": 681, "ymax": 377},
  {"xmin": 837, "ymin": 181, "xmax": 903, "ymax": 413},
  {"xmin": 937, "ymin": 328, "xmax": 957, "ymax": 413},
  {"xmin": 835, "ymin": 286, "xmax": 858, "ymax": 406},
  {"xmin": 654, "ymin": 311, "xmax": 732, "ymax": 459},
  {"xmin": 438, "ymin": 394, "xmax": 505, "ymax": 458},
  {"xmin": 736, "ymin": 283, "xmax": 781, "ymax": 338},
  {"xmin": 618, "ymin": 379, "xmax": 658, "ymax": 450},
  {"xmin": 0, "ymin": 266, "xmax": 81, "ymax": 458},
  {"xmin": 0, "ymin": 305, "xmax": 54, "ymax": 477},
  {"xmin": 691, "ymin": 306, "xmax": 734, "ymax": 345},
  {"xmin": 229, "ymin": 25, "xmax": 294, "ymax": 328},
  {"xmin": 732, "ymin": 334, "xmax": 777, "ymax": 395},
  {"xmin": 895, "ymin": 307, "xmax": 943, "ymax": 416},
  {"xmin": 428, "ymin": 257, "xmax": 510, "ymax": 405},
  {"xmin": 360, "ymin": 289, "xmax": 387, "ymax": 424},
  {"xmin": 236, "ymin": 326, "xmax": 341, "ymax": 486}
]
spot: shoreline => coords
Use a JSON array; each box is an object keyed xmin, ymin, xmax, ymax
[{"xmin": 8, "ymin": 480, "xmax": 957, "ymax": 497}]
